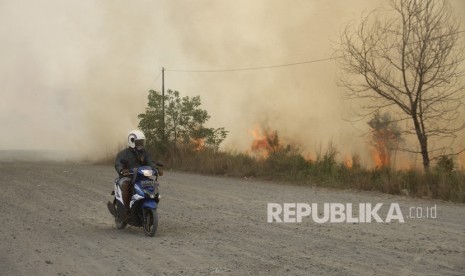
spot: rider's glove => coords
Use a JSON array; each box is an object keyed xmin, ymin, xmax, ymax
[{"xmin": 120, "ymin": 169, "xmax": 130, "ymax": 176}]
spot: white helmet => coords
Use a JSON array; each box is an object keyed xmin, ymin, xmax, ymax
[{"xmin": 128, "ymin": 129, "xmax": 146, "ymax": 150}]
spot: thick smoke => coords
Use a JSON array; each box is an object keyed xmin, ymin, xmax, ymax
[{"xmin": 0, "ymin": 0, "xmax": 464, "ymax": 166}]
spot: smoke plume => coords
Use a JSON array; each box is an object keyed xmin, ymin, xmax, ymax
[{"xmin": 1, "ymin": 0, "xmax": 464, "ymax": 166}]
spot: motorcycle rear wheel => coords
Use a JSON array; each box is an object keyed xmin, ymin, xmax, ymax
[{"xmin": 143, "ymin": 209, "xmax": 158, "ymax": 237}]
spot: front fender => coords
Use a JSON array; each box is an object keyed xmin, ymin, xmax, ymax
[{"xmin": 142, "ymin": 199, "xmax": 157, "ymax": 209}]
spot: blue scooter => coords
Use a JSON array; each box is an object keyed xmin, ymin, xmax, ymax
[{"xmin": 107, "ymin": 165, "xmax": 162, "ymax": 237}]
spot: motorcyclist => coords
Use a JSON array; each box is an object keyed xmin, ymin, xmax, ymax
[{"xmin": 115, "ymin": 129, "xmax": 155, "ymax": 216}]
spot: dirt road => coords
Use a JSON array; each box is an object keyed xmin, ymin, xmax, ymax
[{"xmin": 0, "ymin": 162, "xmax": 464, "ymax": 275}]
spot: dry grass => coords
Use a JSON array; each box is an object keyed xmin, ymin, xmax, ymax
[{"xmin": 97, "ymin": 144, "xmax": 465, "ymax": 203}]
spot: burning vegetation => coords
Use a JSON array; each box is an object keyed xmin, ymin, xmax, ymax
[
  {"xmin": 344, "ymin": 155, "xmax": 353, "ymax": 169},
  {"xmin": 128, "ymin": 122, "xmax": 465, "ymax": 203},
  {"xmin": 136, "ymin": 89, "xmax": 464, "ymax": 203},
  {"xmin": 250, "ymin": 127, "xmax": 282, "ymax": 158},
  {"xmin": 192, "ymin": 138, "xmax": 205, "ymax": 152},
  {"xmin": 368, "ymin": 112, "xmax": 402, "ymax": 169}
]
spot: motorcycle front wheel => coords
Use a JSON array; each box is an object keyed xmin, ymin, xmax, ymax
[
  {"xmin": 114, "ymin": 201, "xmax": 127, "ymax": 229},
  {"xmin": 143, "ymin": 209, "xmax": 158, "ymax": 237}
]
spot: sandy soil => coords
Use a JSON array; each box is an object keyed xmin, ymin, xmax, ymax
[{"xmin": 0, "ymin": 161, "xmax": 464, "ymax": 275}]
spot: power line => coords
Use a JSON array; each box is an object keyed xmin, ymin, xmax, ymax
[
  {"xmin": 165, "ymin": 29, "xmax": 465, "ymax": 73},
  {"xmin": 166, "ymin": 57, "xmax": 335, "ymax": 73}
]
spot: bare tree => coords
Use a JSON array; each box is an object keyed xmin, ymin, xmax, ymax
[{"xmin": 336, "ymin": 0, "xmax": 465, "ymax": 170}]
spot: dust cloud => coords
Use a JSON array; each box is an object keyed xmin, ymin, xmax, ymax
[{"xmin": 1, "ymin": 0, "xmax": 464, "ymax": 165}]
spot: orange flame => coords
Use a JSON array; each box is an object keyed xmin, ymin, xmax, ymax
[
  {"xmin": 344, "ymin": 155, "xmax": 353, "ymax": 169},
  {"xmin": 251, "ymin": 128, "xmax": 270, "ymax": 158},
  {"xmin": 371, "ymin": 139, "xmax": 390, "ymax": 168},
  {"xmin": 192, "ymin": 138, "xmax": 205, "ymax": 151},
  {"xmin": 250, "ymin": 126, "xmax": 280, "ymax": 159}
]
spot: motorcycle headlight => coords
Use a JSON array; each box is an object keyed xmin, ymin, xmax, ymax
[{"xmin": 141, "ymin": 169, "xmax": 153, "ymax": 176}]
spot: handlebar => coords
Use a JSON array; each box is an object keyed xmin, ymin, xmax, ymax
[{"xmin": 120, "ymin": 167, "xmax": 162, "ymax": 177}]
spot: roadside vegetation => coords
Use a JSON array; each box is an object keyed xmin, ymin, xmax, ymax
[
  {"xmin": 159, "ymin": 131, "xmax": 465, "ymax": 203},
  {"xmin": 98, "ymin": 89, "xmax": 465, "ymax": 203}
]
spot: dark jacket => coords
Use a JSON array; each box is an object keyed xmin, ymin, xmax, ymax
[{"xmin": 114, "ymin": 147, "xmax": 155, "ymax": 176}]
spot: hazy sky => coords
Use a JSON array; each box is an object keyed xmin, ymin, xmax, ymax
[{"xmin": 1, "ymin": 0, "xmax": 464, "ymax": 165}]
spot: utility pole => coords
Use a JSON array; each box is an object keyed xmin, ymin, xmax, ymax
[{"xmin": 162, "ymin": 67, "xmax": 165, "ymax": 140}]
